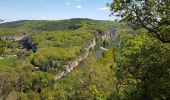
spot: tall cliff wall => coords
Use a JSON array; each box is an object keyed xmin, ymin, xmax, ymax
[
  {"xmin": 55, "ymin": 38, "xmax": 96, "ymax": 79},
  {"xmin": 101, "ymin": 27, "xmax": 116, "ymax": 40}
]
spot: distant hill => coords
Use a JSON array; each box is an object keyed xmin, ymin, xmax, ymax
[{"xmin": 0, "ymin": 18, "xmax": 114, "ymax": 36}]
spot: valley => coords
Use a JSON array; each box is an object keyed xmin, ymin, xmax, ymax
[
  {"xmin": 0, "ymin": 18, "xmax": 169, "ymax": 100},
  {"xmin": 0, "ymin": 0, "xmax": 170, "ymax": 99},
  {"xmin": 0, "ymin": 18, "xmax": 117, "ymax": 99}
]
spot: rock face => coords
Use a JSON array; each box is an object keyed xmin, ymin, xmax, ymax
[
  {"xmin": 1, "ymin": 35, "xmax": 37, "ymax": 53},
  {"xmin": 19, "ymin": 37, "xmax": 37, "ymax": 53},
  {"xmin": 101, "ymin": 27, "xmax": 116, "ymax": 39},
  {"xmin": 55, "ymin": 28, "xmax": 116, "ymax": 80},
  {"xmin": 1, "ymin": 35, "xmax": 27, "ymax": 42},
  {"xmin": 55, "ymin": 38, "xmax": 96, "ymax": 79}
]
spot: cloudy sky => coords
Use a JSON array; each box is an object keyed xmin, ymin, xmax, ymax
[{"xmin": 0, "ymin": 0, "xmax": 115, "ymax": 22}]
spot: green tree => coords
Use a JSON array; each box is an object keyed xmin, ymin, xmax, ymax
[
  {"xmin": 27, "ymin": 91, "xmax": 40, "ymax": 100},
  {"xmin": 114, "ymin": 32, "xmax": 170, "ymax": 99},
  {"xmin": 0, "ymin": 39, "xmax": 5, "ymax": 55},
  {"xmin": 108, "ymin": 0, "xmax": 170, "ymax": 43},
  {"xmin": 40, "ymin": 88, "xmax": 54, "ymax": 100}
]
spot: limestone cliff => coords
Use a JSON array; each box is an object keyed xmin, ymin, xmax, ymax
[
  {"xmin": 55, "ymin": 38, "xmax": 96, "ymax": 79},
  {"xmin": 101, "ymin": 27, "xmax": 116, "ymax": 40},
  {"xmin": 1, "ymin": 35, "xmax": 27, "ymax": 41}
]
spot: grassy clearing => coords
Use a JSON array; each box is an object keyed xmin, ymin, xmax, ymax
[{"xmin": 0, "ymin": 56, "xmax": 17, "ymax": 68}]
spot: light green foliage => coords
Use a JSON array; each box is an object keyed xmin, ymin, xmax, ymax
[
  {"xmin": 0, "ymin": 57, "xmax": 17, "ymax": 68},
  {"xmin": 113, "ymin": 30, "xmax": 170, "ymax": 99},
  {"xmin": 29, "ymin": 21, "xmax": 99, "ymax": 73},
  {"xmin": 32, "ymin": 29, "xmax": 93, "ymax": 48},
  {"xmin": 54, "ymin": 50, "xmax": 116, "ymax": 99},
  {"xmin": 31, "ymin": 47, "xmax": 81, "ymax": 72},
  {"xmin": 0, "ymin": 18, "xmax": 113, "ymax": 99},
  {"xmin": 0, "ymin": 67, "xmax": 54, "ymax": 99},
  {"xmin": 0, "ymin": 68, "xmax": 19, "ymax": 99},
  {"xmin": 23, "ymin": 91, "xmax": 40, "ymax": 100},
  {"xmin": 0, "ymin": 28, "xmax": 26, "ymax": 36},
  {"xmin": 40, "ymin": 88, "xmax": 54, "ymax": 100}
]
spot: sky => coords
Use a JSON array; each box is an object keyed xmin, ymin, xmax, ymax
[{"xmin": 0, "ymin": 0, "xmax": 115, "ymax": 22}]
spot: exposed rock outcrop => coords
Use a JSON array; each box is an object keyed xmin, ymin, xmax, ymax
[
  {"xmin": 19, "ymin": 37, "xmax": 37, "ymax": 53},
  {"xmin": 55, "ymin": 28, "xmax": 116, "ymax": 80},
  {"xmin": 101, "ymin": 27, "xmax": 116, "ymax": 39},
  {"xmin": 1, "ymin": 35, "xmax": 27, "ymax": 42},
  {"xmin": 55, "ymin": 38, "xmax": 96, "ymax": 79},
  {"xmin": 1, "ymin": 35, "xmax": 37, "ymax": 53}
]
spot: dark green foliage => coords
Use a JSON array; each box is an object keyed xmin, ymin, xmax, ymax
[
  {"xmin": 20, "ymin": 71, "xmax": 54, "ymax": 93},
  {"xmin": 0, "ymin": 20, "xmax": 27, "ymax": 28},
  {"xmin": 108, "ymin": 0, "xmax": 170, "ymax": 43},
  {"xmin": 0, "ymin": 39, "xmax": 5, "ymax": 55}
]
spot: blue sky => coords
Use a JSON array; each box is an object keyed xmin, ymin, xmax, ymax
[{"xmin": 0, "ymin": 0, "xmax": 115, "ymax": 22}]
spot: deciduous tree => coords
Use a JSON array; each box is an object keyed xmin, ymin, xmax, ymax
[{"xmin": 108, "ymin": 0, "xmax": 170, "ymax": 43}]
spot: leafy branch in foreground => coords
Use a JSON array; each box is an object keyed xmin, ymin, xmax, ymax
[{"xmin": 108, "ymin": 0, "xmax": 170, "ymax": 43}]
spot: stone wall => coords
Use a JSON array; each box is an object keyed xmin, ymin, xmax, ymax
[{"xmin": 55, "ymin": 38, "xmax": 96, "ymax": 79}]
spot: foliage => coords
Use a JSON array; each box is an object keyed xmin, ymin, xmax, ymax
[
  {"xmin": 54, "ymin": 51, "xmax": 116, "ymax": 100},
  {"xmin": 0, "ymin": 66, "xmax": 54, "ymax": 99},
  {"xmin": 31, "ymin": 47, "xmax": 81, "ymax": 73},
  {"xmin": 108, "ymin": 0, "xmax": 170, "ymax": 43},
  {"xmin": 112, "ymin": 29, "xmax": 170, "ymax": 99},
  {"xmin": 0, "ymin": 19, "xmax": 113, "ymax": 99},
  {"xmin": 0, "ymin": 56, "xmax": 18, "ymax": 68},
  {"xmin": 0, "ymin": 39, "xmax": 6, "ymax": 55}
]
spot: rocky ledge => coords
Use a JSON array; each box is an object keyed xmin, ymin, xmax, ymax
[{"xmin": 55, "ymin": 38, "xmax": 96, "ymax": 79}]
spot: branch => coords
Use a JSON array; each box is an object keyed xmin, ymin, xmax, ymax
[{"xmin": 134, "ymin": 10, "xmax": 170, "ymax": 43}]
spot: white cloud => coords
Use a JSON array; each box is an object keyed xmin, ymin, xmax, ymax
[
  {"xmin": 97, "ymin": 7, "xmax": 109, "ymax": 11},
  {"xmin": 65, "ymin": 2, "xmax": 70, "ymax": 5},
  {"xmin": 75, "ymin": 5, "xmax": 82, "ymax": 9}
]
